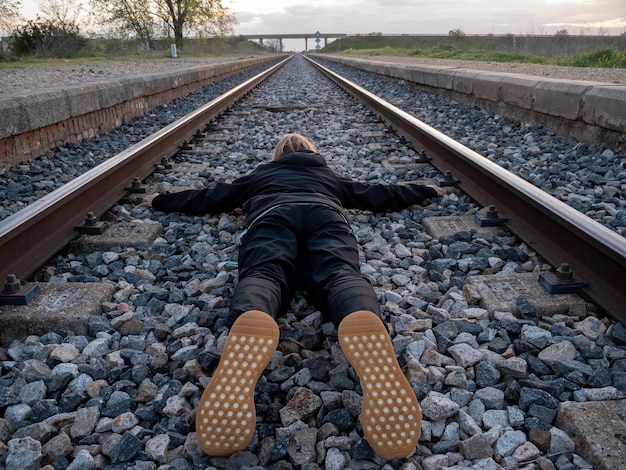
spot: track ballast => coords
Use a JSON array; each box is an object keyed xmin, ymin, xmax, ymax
[{"xmin": 1, "ymin": 55, "xmax": 625, "ymax": 470}]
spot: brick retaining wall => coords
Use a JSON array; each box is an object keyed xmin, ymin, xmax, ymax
[{"xmin": 0, "ymin": 55, "xmax": 281, "ymax": 171}]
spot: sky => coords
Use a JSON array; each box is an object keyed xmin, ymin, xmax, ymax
[{"xmin": 15, "ymin": 0, "xmax": 626, "ymax": 51}]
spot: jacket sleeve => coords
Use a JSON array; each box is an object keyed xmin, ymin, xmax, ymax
[
  {"xmin": 337, "ymin": 178, "xmax": 438, "ymax": 212},
  {"xmin": 152, "ymin": 176, "xmax": 252, "ymax": 215}
]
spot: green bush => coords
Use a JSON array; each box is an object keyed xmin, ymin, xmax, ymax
[
  {"xmin": 11, "ymin": 19, "xmax": 86, "ymax": 57},
  {"xmin": 564, "ymin": 47, "xmax": 626, "ymax": 68}
]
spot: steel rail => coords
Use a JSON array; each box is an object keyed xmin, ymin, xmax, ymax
[
  {"xmin": 0, "ymin": 55, "xmax": 292, "ymax": 286},
  {"xmin": 306, "ymin": 55, "xmax": 626, "ymax": 324}
]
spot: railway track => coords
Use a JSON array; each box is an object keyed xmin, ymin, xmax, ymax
[
  {"xmin": 2, "ymin": 54, "xmax": 624, "ymax": 323},
  {"xmin": 0, "ymin": 54, "xmax": 625, "ymax": 469}
]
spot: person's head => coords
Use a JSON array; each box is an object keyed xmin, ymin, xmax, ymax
[{"xmin": 272, "ymin": 133, "xmax": 317, "ymax": 160}]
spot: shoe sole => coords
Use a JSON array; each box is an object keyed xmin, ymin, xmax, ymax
[
  {"xmin": 338, "ymin": 311, "xmax": 421, "ymax": 460},
  {"xmin": 196, "ymin": 310, "xmax": 279, "ymax": 457}
]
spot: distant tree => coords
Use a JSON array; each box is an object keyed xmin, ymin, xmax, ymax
[
  {"xmin": 0, "ymin": 0, "xmax": 22, "ymax": 34},
  {"xmin": 263, "ymin": 38, "xmax": 281, "ymax": 53},
  {"xmin": 12, "ymin": 17, "xmax": 85, "ymax": 56},
  {"xmin": 90, "ymin": 0, "xmax": 234, "ymax": 48},
  {"xmin": 154, "ymin": 0, "xmax": 235, "ymax": 47},
  {"xmin": 555, "ymin": 29, "xmax": 569, "ymax": 36},
  {"xmin": 448, "ymin": 28, "xmax": 465, "ymax": 37},
  {"xmin": 39, "ymin": 0, "xmax": 87, "ymax": 25},
  {"xmin": 90, "ymin": 0, "xmax": 157, "ymax": 48}
]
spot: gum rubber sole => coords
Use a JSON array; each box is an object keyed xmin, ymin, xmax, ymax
[
  {"xmin": 338, "ymin": 311, "xmax": 421, "ymax": 460},
  {"xmin": 196, "ymin": 310, "xmax": 279, "ymax": 457}
]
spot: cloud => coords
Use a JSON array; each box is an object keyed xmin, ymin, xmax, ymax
[{"xmin": 231, "ymin": 0, "xmax": 626, "ymax": 37}]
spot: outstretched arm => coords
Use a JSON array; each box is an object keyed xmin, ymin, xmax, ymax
[
  {"xmin": 427, "ymin": 184, "xmax": 447, "ymax": 197},
  {"xmin": 136, "ymin": 176, "xmax": 253, "ymax": 215},
  {"xmin": 339, "ymin": 179, "xmax": 446, "ymax": 212}
]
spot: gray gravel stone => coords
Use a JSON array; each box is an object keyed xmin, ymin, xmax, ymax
[
  {"xmin": 459, "ymin": 433, "xmax": 495, "ymax": 460},
  {"xmin": 494, "ymin": 430, "xmax": 527, "ymax": 457},
  {"xmin": 65, "ymin": 449, "xmax": 96, "ymax": 470},
  {"xmin": 448, "ymin": 343, "xmax": 484, "ymax": 367},
  {"xmin": 549, "ymin": 427, "xmax": 576, "ymax": 455},
  {"xmin": 70, "ymin": 406, "xmax": 99, "ymax": 440},
  {"xmin": 324, "ymin": 447, "xmax": 346, "ymax": 470},
  {"xmin": 421, "ymin": 391, "xmax": 460, "ymax": 420},
  {"xmin": 474, "ymin": 387, "xmax": 505, "ymax": 409},
  {"xmin": 6, "ymin": 437, "xmax": 42, "ymax": 470}
]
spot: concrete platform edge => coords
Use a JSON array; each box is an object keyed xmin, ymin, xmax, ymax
[
  {"xmin": 0, "ymin": 55, "xmax": 283, "ymax": 169},
  {"xmin": 315, "ymin": 54, "xmax": 626, "ymax": 153}
]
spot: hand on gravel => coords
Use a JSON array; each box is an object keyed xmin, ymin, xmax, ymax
[
  {"xmin": 427, "ymin": 184, "xmax": 447, "ymax": 197},
  {"xmin": 139, "ymin": 193, "xmax": 159, "ymax": 207}
]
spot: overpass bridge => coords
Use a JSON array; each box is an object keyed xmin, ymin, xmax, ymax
[{"xmin": 239, "ymin": 32, "xmax": 347, "ymax": 51}]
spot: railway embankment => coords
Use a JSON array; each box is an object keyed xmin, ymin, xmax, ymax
[
  {"xmin": 1, "ymin": 53, "xmax": 625, "ymax": 470},
  {"xmin": 2, "ymin": 53, "xmax": 625, "ymax": 173},
  {"xmin": 316, "ymin": 54, "xmax": 626, "ymax": 154},
  {"xmin": 0, "ymin": 55, "xmax": 283, "ymax": 171}
]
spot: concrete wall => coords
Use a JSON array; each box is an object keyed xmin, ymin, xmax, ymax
[
  {"xmin": 0, "ymin": 55, "xmax": 281, "ymax": 171},
  {"xmin": 316, "ymin": 55, "xmax": 626, "ymax": 153}
]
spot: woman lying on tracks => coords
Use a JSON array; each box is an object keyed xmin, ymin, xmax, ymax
[{"xmin": 139, "ymin": 133, "xmax": 446, "ymax": 460}]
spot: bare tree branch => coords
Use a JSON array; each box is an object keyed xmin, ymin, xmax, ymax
[
  {"xmin": 88, "ymin": 0, "xmax": 233, "ymax": 47},
  {"xmin": 0, "ymin": 0, "xmax": 23, "ymax": 34}
]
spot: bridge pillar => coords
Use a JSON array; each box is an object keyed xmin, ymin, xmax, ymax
[
  {"xmin": 305, "ymin": 38, "xmax": 308, "ymax": 51},
  {"xmin": 279, "ymin": 38, "xmax": 283, "ymax": 52}
]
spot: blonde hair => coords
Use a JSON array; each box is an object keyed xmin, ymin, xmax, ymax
[{"xmin": 272, "ymin": 133, "xmax": 317, "ymax": 160}]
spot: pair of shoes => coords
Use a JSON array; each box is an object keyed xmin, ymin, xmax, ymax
[
  {"xmin": 338, "ymin": 310, "xmax": 422, "ymax": 460},
  {"xmin": 195, "ymin": 310, "xmax": 279, "ymax": 457},
  {"xmin": 195, "ymin": 309, "xmax": 420, "ymax": 460}
]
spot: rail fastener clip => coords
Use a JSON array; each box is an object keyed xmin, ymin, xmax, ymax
[
  {"xmin": 179, "ymin": 140, "xmax": 193, "ymax": 151},
  {"xmin": 75, "ymin": 212, "xmax": 108, "ymax": 235},
  {"xmin": 414, "ymin": 150, "xmax": 432, "ymax": 163},
  {"xmin": 0, "ymin": 274, "xmax": 40, "ymax": 305},
  {"xmin": 437, "ymin": 171, "xmax": 460, "ymax": 187},
  {"xmin": 126, "ymin": 177, "xmax": 148, "ymax": 194},
  {"xmin": 539, "ymin": 263, "xmax": 588, "ymax": 294},
  {"xmin": 475, "ymin": 205, "xmax": 508, "ymax": 227}
]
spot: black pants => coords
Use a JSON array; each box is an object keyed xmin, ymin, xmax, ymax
[{"xmin": 230, "ymin": 204, "xmax": 380, "ymax": 326}]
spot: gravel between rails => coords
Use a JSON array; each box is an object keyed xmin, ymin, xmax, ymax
[{"xmin": 1, "ymin": 54, "xmax": 625, "ymax": 470}]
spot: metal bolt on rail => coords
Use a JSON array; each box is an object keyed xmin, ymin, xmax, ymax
[
  {"xmin": 126, "ymin": 177, "xmax": 148, "ymax": 194},
  {"xmin": 475, "ymin": 204, "xmax": 508, "ymax": 227},
  {"xmin": 75, "ymin": 212, "xmax": 108, "ymax": 235},
  {"xmin": 539, "ymin": 262, "xmax": 589, "ymax": 294},
  {"xmin": 437, "ymin": 171, "xmax": 460, "ymax": 187},
  {"xmin": 0, "ymin": 274, "xmax": 40, "ymax": 305},
  {"xmin": 414, "ymin": 150, "xmax": 433, "ymax": 163},
  {"xmin": 179, "ymin": 140, "xmax": 193, "ymax": 151},
  {"xmin": 3, "ymin": 274, "xmax": 20, "ymax": 294}
]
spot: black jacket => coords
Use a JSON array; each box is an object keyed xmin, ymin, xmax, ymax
[{"xmin": 152, "ymin": 151, "xmax": 437, "ymax": 221}]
